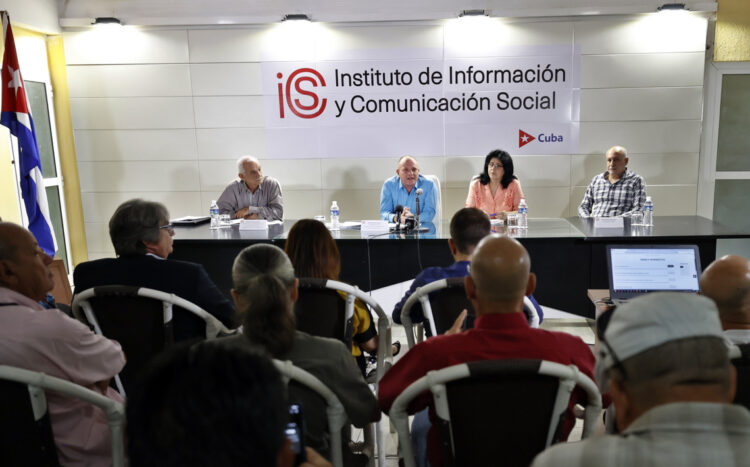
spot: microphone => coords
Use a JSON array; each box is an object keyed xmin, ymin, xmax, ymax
[
  {"xmin": 415, "ymin": 188, "xmax": 423, "ymax": 227},
  {"xmin": 394, "ymin": 204, "xmax": 404, "ymax": 227}
]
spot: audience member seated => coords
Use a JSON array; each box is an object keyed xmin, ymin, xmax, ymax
[
  {"xmin": 73, "ymin": 199, "xmax": 237, "ymax": 340},
  {"xmin": 285, "ymin": 219, "xmax": 398, "ymax": 376},
  {"xmin": 222, "ymin": 243, "xmax": 380, "ymax": 463},
  {"xmin": 379, "ymin": 234, "xmax": 595, "ymax": 467},
  {"xmin": 0, "ymin": 222, "xmax": 125, "ymax": 466},
  {"xmin": 465, "ymin": 149, "xmax": 525, "ymax": 217},
  {"xmin": 533, "ymin": 292, "xmax": 750, "ymax": 466},
  {"xmin": 392, "ymin": 207, "xmax": 543, "ymax": 327},
  {"xmin": 126, "ymin": 340, "xmax": 331, "ymax": 467},
  {"xmin": 701, "ymin": 255, "xmax": 750, "ymax": 345}
]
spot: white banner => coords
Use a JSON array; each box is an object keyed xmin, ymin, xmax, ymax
[{"xmin": 261, "ymin": 45, "xmax": 580, "ymax": 157}]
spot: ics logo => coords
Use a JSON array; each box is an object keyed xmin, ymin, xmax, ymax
[{"xmin": 277, "ymin": 68, "xmax": 327, "ymax": 119}]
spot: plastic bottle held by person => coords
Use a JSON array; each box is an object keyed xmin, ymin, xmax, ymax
[
  {"xmin": 518, "ymin": 198, "xmax": 528, "ymax": 229},
  {"xmin": 210, "ymin": 200, "xmax": 220, "ymax": 229},
  {"xmin": 643, "ymin": 196, "xmax": 654, "ymax": 226},
  {"xmin": 330, "ymin": 201, "xmax": 340, "ymax": 230}
]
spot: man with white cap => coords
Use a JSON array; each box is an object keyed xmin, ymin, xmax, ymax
[{"xmin": 532, "ymin": 292, "xmax": 750, "ymax": 467}]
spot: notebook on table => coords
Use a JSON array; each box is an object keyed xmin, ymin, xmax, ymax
[{"xmin": 606, "ymin": 244, "xmax": 702, "ymax": 305}]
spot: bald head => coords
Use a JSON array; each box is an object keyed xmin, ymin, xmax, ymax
[
  {"xmin": 701, "ymin": 255, "xmax": 750, "ymax": 328},
  {"xmin": 0, "ymin": 222, "xmax": 24, "ymax": 261},
  {"xmin": 0, "ymin": 222, "xmax": 55, "ymax": 300},
  {"xmin": 467, "ymin": 235, "xmax": 535, "ymax": 312}
]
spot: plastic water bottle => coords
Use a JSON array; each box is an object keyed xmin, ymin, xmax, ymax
[
  {"xmin": 330, "ymin": 201, "xmax": 340, "ymax": 230},
  {"xmin": 209, "ymin": 200, "xmax": 220, "ymax": 229},
  {"xmin": 643, "ymin": 196, "xmax": 654, "ymax": 226},
  {"xmin": 518, "ymin": 198, "xmax": 528, "ymax": 229}
]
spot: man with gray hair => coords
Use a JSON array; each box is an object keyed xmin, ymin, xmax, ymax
[
  {"xmin": 532, "ymin": 292, "xmax": 750, "ymax": 466},
  {"xmin": 578, "ymin": 145, "xmax": 646, "ymax": 217},
  {"xmin": 73, "ymin": 199, "xmax": 237, "ymax": 340},
  {"xmin": 217, "ymin": 156, "xmax": 284, "ymax": 221}
]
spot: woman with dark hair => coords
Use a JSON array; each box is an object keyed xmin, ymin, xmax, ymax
[
  {"xmin": 465, "ymin": 149, "xmax": 525, "ymax": 218},
  {"xmin": 284, "ymin": 219, "xmax": 399, "ymax": 376},
  {"xmin": 230, "ymin": 243, "xmax": 379, "ymax": 463}
]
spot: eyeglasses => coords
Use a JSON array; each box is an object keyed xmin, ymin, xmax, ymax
[
  {"xmin": 488, "ymin": 162, "xmax": 503, "ymax": 169},
  {"xmin": 159, "ymin": 223, "xmax": 175, "ymax": 235}
]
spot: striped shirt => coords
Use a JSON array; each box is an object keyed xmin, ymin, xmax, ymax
[
  {"xmin": 532, "ymin": 402, "xmax": 750, "ymax": 467},
  {"xmin": 578, "ymin": 169, "xmax": 646, "ymax": 217}
]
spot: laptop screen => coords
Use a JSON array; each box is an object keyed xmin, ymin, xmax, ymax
[{"xmin": 607, "ymin": 245, "xmax": 702, "ymax": 297}]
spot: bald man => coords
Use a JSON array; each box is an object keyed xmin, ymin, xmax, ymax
[
  {"xmin": 701, "ymin": 255, "xmax": 750, "ymax": 345},
  {"xmin": 0, "ymin": 223, "xmax": 125, "ymax": 465},
  {"xmin": 217, "ymin": 156, "xmax": 284, "ymax": 221},
  {"xmin": 380, "ymin": 156, "xmax": 438, "ymax": 224},
  {"xmin": 379, "ymin": 235, "xmax": 595, "ymax": 467},
  {"xmin": 578, "ymin": 146, "xmax": 647, "ymax": 217}
]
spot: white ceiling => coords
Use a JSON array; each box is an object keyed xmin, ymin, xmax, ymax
[{"xmin": 57, "ymin": 0, "xmax": 718, "ymax": 27}]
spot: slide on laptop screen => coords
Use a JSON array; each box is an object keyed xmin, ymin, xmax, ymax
[{"xmin": 606, "ymin": 245, "xmax": 702, "ymax": 303}]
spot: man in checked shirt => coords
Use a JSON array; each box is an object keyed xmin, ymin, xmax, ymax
[{"xmin": 578, "ymin": 146, "xmax": 647, "ymax": 217}]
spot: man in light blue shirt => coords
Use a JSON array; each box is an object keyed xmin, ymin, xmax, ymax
[{"xmin": 380, "ymin": 156, "xmax": 437, "ymax": 224}]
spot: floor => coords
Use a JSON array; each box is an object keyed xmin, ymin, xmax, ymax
[{"xmin": 353, "ymin": 281, "xmax": 597, "ymax": 466}]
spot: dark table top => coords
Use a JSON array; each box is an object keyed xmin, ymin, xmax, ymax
[
  {"xmin": 172, "ymin": 218, "xmax": 585, "ymax": 242},
  {"xmin": 565, "ymin": 215, "xmax": 744, "ymax": 240}
]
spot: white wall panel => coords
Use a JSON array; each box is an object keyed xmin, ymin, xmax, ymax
[
  {"xmin": 579, "ymin": 121, "xmax": 702, "ymax": 155},
  {"xmin": 78, "ymin": 161, "xmax": 200, "ymax": 192},
  {"xmin": 518, "ymin": 187, "xmax": 571, "ymax": 218},
  {"xmin": 83, "ymin": 222, "xmax": 114, "ymax": 256},
  {"xmin": 74, "ymin": 129, "xmax": 198, "ymax": 161},
  {"xmin": 513, "ymin": 155, "xmax": 571, "ymax": 187},
  {"xmin": 81, "ymin": 191, "xmax": 202, "ymax": 223},
  {"xmin": 580, "ymin": 87, "xmax": 703, "ymax": 121},
  {"xmin": 574, "ymin": 15, "xmax": 707, "ymax": 55},
  {"xmin": 317, "ymin": 24, "xmax": 444, "ymax": 60},
  {"xmin": 70, "ymin": 97, "xmax": 196, "ymax": 130},
  {"xmin": 444, "ymin": 20, "xmax": 573, "ymax": 58},
  {"xmin": 63, "ymin": 29, "xmax": 189, "ymax": 64},
  {"xmin": 190, "ymin": 63, "xmax": 263, "ymax": 96},
  {"xmin": 188, "ymin": 28, "xmax": 267, "ymax": 63},
  {"xmin": 198, "ymin": 158, "xmax": 322, "ymax": 192},
  {"xmin": 193, "ymin": 96, "xmax": 265, "ymax": 128},
  {"xmin": 581, "ymin": 53, "xmax": 704, "ymax": 89},
  {"xmin": 322, "ymin": 189, "xmax": 382, "ymax": 220},
  {"xmin": 645, "ymin": 185, "xmax": 698, "ymax": 215},
  {"xmin": 67, "ymin": 64, "xmax": 192, "ymax": 97},
  {"xmin": 571, "ymin": 153, "xmax": 699, "ymax": 186},
  {"xmin": 195, "ymin": 128, "xmax": 268, "ymax": 159}
]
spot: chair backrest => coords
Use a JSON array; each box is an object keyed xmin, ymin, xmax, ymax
[
  {"xmin": 730, "ymin": 343, "xmax": 750, "ymax": 410},
  {"xmin": 0, "ymin": 365, "xmax": 126, "ymax": 467},
  {"xmin": 401, "ymin": 278, "xmax": 539, "ymax": 349},
  {"xmin": 389, "ymin": 359, "xmax": 602, "ymax": 467},
  {"xmin": 273, "ymin": 360, "xmax": 347, "ymax": 467},
  {"xmin": 0, "ymin": 377, "xmax": 59, "ymax": 466},
  {"xmin": 423, "ymin": 174, "xmax": 442, "ymax": 224},
  {"xmin": 72, "ymin": 285, "xmax": 233, "ymax": 396},
  {"xmin": 295, "ymin": 278, "xmax": 352, "ymax": 349}
]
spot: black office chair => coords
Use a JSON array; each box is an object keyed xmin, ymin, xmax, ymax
[
  {"xmin": 729, "ymin": 343, "xmax": 750, "ymax": 410},
  {"xmin": 0, "ymin": 365, "xmax": 126, "ymax": 467},
  {"xmin": 72, "ymin": 285, "xmax": 236, "ymax": 396},
  {"xmin": 401, "ymin": 277, "xmax": 539, "ymax": 349},
  {"xmin": 389, "ymin": 359, "xmax": 602, "ymax": 467}
]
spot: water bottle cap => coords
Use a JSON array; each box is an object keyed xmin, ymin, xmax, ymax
[
  {"xmin": 211, "ymin": 200, "xmax": 216, "ymax": 204},
  {"xmin": 646, "ymin": 196, "xmax": 652, "ymax": 202}
]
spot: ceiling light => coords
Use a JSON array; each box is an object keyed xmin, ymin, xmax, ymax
[
  {"xmin": 459, "ymin": 10, "xmax": 488, "ymax": 17},
  {"xmin": 657, "ymin": 3, "xmax": 687, "ymax": 12},
  {"xmin": 282, "ymin": 14, "xmax": 311, "ymax": 22},
  {"xmin": 92, "ymin": 17, "xmax": 122, "ymax": 26}
]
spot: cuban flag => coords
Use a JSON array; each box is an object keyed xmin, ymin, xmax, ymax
[{"xmin": 1, "ymin": 12, "xmax": 56, "ymax": 255}]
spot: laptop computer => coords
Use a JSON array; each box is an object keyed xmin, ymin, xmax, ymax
[{"xmin": 606, "ymin": 244, "xmax": 702, "ymax": 305}]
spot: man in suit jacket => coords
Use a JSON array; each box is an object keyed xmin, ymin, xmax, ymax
[{"xmin": 73, "ymin": 199, "xmax": 237, "ymax": 340}]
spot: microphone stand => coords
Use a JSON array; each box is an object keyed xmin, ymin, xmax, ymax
[{"xmin": 415, "ymin": 195, "xmax": 421, "ymax": 229}]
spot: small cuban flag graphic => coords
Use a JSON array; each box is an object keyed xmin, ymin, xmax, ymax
[
  {"xmin": 1, "ymin": 11, "xmax": 56, "ymax": 255},
  {"xmin": 519, "ymin": 129, "xmax": 536, "ymax": 148}
]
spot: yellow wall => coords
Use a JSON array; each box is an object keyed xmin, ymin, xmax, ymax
[{"xmin": 715, "ymin": 0, "xmax": 750, "ymax": 61}]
